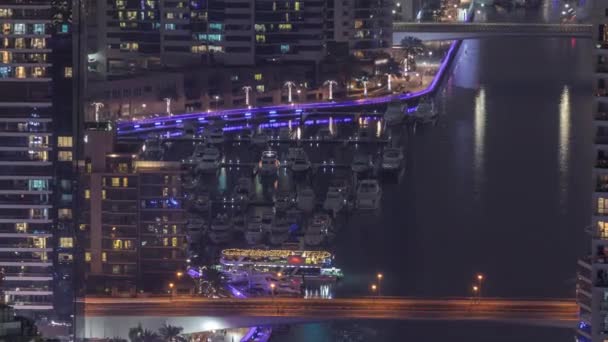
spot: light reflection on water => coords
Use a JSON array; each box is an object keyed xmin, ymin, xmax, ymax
[
  {"xmin": 559, "ymin": 85, "xmax": 571, "ymax": 209},
  {"xmin": 473, "ymin": 86, "xmax": 486, "ymax": 201}
]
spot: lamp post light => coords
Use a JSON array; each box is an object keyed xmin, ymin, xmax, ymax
[
  {"xmin": 370, "ymin": 284, "xmax": 378, "ymax": 298},
  {"xmin": 284, "ymin": 81, "xmax": 296, "ymax": 103},
  {"xmin": 472, "ymin": 285, "xmax": 479, "ymax": 303},
  {"xmin": 377, "ymin": 273, "xmax": 383, "ymax": 296},
  {"xmin": 242, "ymin": 86, "xmax": 252, "ymax": 106},
  {"xmin": 476, "ymin": 273, "xmax": 484, "ymax": 299},
  {"xmin": 163, "ymin": 97, "xmax": 172, "ymax": 116},
  {"xmin": 213, "ymin": 95, "xmax": 220, "ymax": 111},
  {"xmin": 169, "ymin": 282, "xmax": 175, "ymax": 298},
  {"xmin": 324, "ymin": 80, "xmax": 338, "ymax": 100},
  {"xmin": 91, "ymin": 102, "xmax": 104, "ymax": 122}
]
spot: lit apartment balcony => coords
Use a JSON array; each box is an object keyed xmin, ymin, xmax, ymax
[
  {"xmin": 3, "ymin": 273, "xmax": 52, "ymax": 281},
  {"xmin": 9, "ymin": 302, "xmax": 52, "ymax": 310},
  {"xmin": 0, "ymin": 259, "xmax": 51, "ymax": 266}
]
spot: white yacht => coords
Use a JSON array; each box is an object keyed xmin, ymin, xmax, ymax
[
  {"xmin": 259, "ymin": 150, "xmax": 279, "ymax": 176},
  {"xmin": 142, "ymin": 138, "xmax": 164, "ymax": 159},
  {"xmin": 351, "ymin": 154, "xmax": 374, "ymax": 174},
  {"xmin": 233, "ymin": 177, "xmax": 252, "ymax": 203},
  {"xmin": 193, "ymin": 191, "xmax": 211, "ymax": 211},
  {"xmin": 381, "ymin": 148, "xmax": 405, "ymax": 171},
  {"xmin": 412, "ymin": 99, "xmax": 438, "ymax": 125},
  {"xmin": 245, "ymin": 215, "xmax": 265, "ymax": 245},
  {"xmin": 290, "ymin": 149, "xmax": 311, "ymax": 173},
  {"xmin": 297, "ymin": 187, "xmax": 315, "ymax": 212},
  {"xmin": 209, "ymin": 214, "xmax": 232, "ymax": 244},
  {"xmin": 274, "ymin": 191, "xmax": 296, "ymax": 212},
  {"xmin": 205, "ymin": 127, "xmax": 225, "ymax": 144},
  {"xmin": 182, "ymin": 174, "xmax": 199, "ymax": 190},
  {"xmin": 304, "ymin": 214, "xmax": 331, "ymax": 246},
  {"xmin": 196, "ymin": 153, "xmax": 221, "ymax": 173},
  {"xmin": 323, "ymin": 186, "xmax": 347, "ymax": 213},
  {"xmin": 384, "ymin": 100, "xmax": 406, "ymax": 126},
  {"xmin": 355, "ymin": 179, "xmax": 382, "ymax": 210}
]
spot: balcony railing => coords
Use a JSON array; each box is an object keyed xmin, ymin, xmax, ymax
[{"xmin": 597, "ymin": 112, "xmax": 608, "ymax": 121}]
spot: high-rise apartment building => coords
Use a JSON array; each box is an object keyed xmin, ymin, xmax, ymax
[
  {"xmin": 81, "ymin": 127, "xmax": 187, "ymax": 294},
  {"xmin": 0, "ymin": 0, "xmax": 77, "ymax": 320},
  {"xmin": 577, "ymin": 4, "xmax": 608, "ymax": 341},
  {"xmin": 86, "ymin": 0, "xmax": 393, "ymax": 78},
  {"xmin": 0, "ymin": 0, "xmax": 53, "ymax": 317}
]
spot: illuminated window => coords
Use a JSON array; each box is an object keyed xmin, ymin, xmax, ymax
[
  {"xmin": 294, "ymin": 1, "xmax": 300, "ymax": 10},
  {"xmin": 118, "ymin": 163, "xmax": 129, "ymax": 173},
  {"xmin": 122, "ymin": 177, "xmax": 129, "ymax": 187},
  {"xmin": 254, "ymin": 73, "xmax": 262, "ymax": 81},
  {"xmin": 58, "ymin": 151, "xmax": 72, "ymax": 161},
  {"xmin": 112, "ymin": 265, "xmax": 121, "ymax": 274},
  {"xmin": 59, "ymin": 253, "xmax": 73, "ymax": 263},
  {"xmin": 32, "ymin": 67, "xmax": 44, "ymax": 77},
  {"xmin": 58, "ymin": 136, "xmax": 73, "ymax": 147},
  {"xmin": 102, "ymin": 190, "xmax": 106, "ymax": 199},
  {"xmin": 84, "ymin": 189, "xmax": 90, "ymax": 199},
  {"xmin": 163, "ymin": 237, "xmax": 169, "ymax": 246},
  {"xmin": 102, "ymin": 252, "xmax": 107, "ymax": 262},
  {"xmin": 79, "ymin": 224, "xmax": 86, "ymax": 231},
  {"xmin": 59, "ymin": 237, "xmax": 73, "ymax": 248},
  {"xmin": 255, "ymin": 24, "xmax": 265, "ymax": 32},
  {"xmin": 279, "ymin": 24, "xmax": 292, "ymax": 31},
  {"xmin": 209, "ymin": 22, "xmax": 222, "ymax": 31},
  {"xmin": 58, "ymin": 208, "xmax": 72, "ymax": 219},
  {"xmin": 31, "ymin": 38, "xmax": 45, "ymax": 49},
  {"xmin": 600, "ymin": 198, "xmax": 608, "ymax": 214},
  {"xmin": 162, "ymin": 187, "xmax": 169, "ymax": 197},
  {"xmin": 15, "ymin": 222, "xmax": 27, "ymax": 233},
  {"xmin": 127, "ymin": 11, "xmax": 137, "ymax": 20},
  {"xmin": 111, "ymin": 177, "xmax": 120, "ymax": 187},
  {"xmin": 13, "ymin": 23, "xmax": 25, "ymax": 34},
  {"xmin": 256, "ymin": 85, "xmax": 265, "ymax": 93},
  {"xmin": 113, "ymin": 239, "xmax": 123, "ymax": 249},
  {"xmin": 191, "ymin": 45, "xmax": 207, "ymax": 53},
  {"xmin": 64, "ymin": 67, "xmax": 72, "ymax": 78},
  {"xmin": 280, "ymin": 44, "xmax": 290, "ymax": 53},
  {"xmin": 15, "ymin": 66, "xmax": 25, "ymax": 78},
  {"xmin": 85, "ymin": 252, "xmax": 91, "ymax": 262},
  {"xmin": 255, "ymin": 34, "xmax": 265, "ymax": 43},
  {"xmin": 172, "ymin": 237, "xmax": 178, "ymax": 247},
  {"xmin": 354, "ymin": 20, "xmax": 364, "ymax": 29},
  {"xmin": 0, "ymin": 9, "xmax": 13, "ymax": 18},
  {"xmin": 165, "ymin": 23, "xmax": 175, "ymax": 30}
]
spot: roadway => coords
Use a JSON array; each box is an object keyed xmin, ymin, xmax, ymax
[
  {"xmin": 82, "ymin": 297, "xmax": 577, "ymax": 326},
  {"xmin": 392, "ymin": 22, "xmax": 592, "ymax": 41}
]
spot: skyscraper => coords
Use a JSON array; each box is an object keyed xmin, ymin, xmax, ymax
[
  {"xmin": 0, "ymin": 0, "xmax": 56, "ymax": 317},
  {"xmin": 577, "ymin": 4, "xmax": 608, "ymax": 341},
  {"xmin": 0, "ymin": 0, "xmax": 77, "ymax": 321}
]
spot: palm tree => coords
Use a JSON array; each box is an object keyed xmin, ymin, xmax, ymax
[
  {"xmin": 128, "ymin": 324, "xmax": 144, "ymax": 342},
  {"xmin": 400, "ymin": 36, "xmax": 425, "ymax": 74},
  {"xmin": 158, "ymin": 323, "xmax": 186, "ymax": 342},
  {"xmin": 141, "ymin": 329, "xmax": 161, "ymax": 342}
]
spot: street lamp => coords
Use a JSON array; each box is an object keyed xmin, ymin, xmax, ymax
[
  {"xmin": 277, "ymin": 272, "xmax": 282, "ymax": 278},
  {"xmin": 91, "ymin": 102, "xmax": 104, "ymax": 122},
  {"xmin": 164, "ymin": 97, "xmax": 172, "ymax": 116},
  {"xmin": 476, "ymin": 273, "xmax": 484, "ymax": 298},
  {"xmin": 370, "ymin": 284, "xmax": 378, "ymax": 297},
  {"xmin": 284, "ymin": 81, "xmax": 296, "ymax": 103},
  {"xmin": 324, "ymin": 80, "xmax": 338, "ymax": 100},
  {"xmin": 377, "ymin": 273, "xmax": 383, "ymax": 296},
  {"xmin": 169, "ymin": 282, "xmax": 175, "ymax": 297},
  {"xmin": 213, "ymin": 95, "xmax": 220, "ymax": 111},
  {"xmin": 242, "ymin": 86, "xmax": 252, "ymax": 106},
  {"xmin": 176, "ymin": 271, "xmax": 183, "ymax": 278}
]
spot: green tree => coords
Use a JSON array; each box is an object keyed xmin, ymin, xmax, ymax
[{"xmin": 158, "ymin": 324, "xmax": 186, "ymax": 342}]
